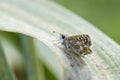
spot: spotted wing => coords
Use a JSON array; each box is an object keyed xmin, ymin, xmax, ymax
[{"xmin": 63, "ymin": 34, "xmax": 92, "ymax": 56}]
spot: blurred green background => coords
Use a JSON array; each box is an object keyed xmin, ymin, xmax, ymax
[{"xmin": 54, "ymin": 0, "xmax": 120, "ymax": 44}]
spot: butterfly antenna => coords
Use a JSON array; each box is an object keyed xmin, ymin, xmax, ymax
[{"xmin": 53, "ymin": 31, "xmax": 66, "ymax": 39}]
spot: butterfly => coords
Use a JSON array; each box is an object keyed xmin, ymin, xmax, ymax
[{"xmin": 53, "ymin": 31, "xmax": 92, "ymax": 57}]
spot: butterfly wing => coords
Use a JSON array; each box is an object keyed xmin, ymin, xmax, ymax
[{"xmin": 63, "ymin": 34, "xmax": 92, "ymax": 56}]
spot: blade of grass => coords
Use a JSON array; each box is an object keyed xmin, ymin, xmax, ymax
[
  {"xmin": 34, "ymin": 39, "xmax": 62, "ymax": 80},
  {"xmin": 0, "ymin": 41, "xmax": 16, "ymax": 80},
  {"xmin": 19, "ymin": 34, "xmax": 45, "ymax": 80}
]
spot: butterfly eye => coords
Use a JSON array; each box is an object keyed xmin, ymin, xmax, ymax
[
  {"xmin": 61, "ymin": 34, "xmax": 66, "ymax": 39},
  {"xmin": 53, "ymin": 31, "xmax": 67, "ymax": 40}
]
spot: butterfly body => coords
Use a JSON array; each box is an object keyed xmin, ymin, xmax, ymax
[{"xmin": 53, "ymin": 31, "xmax": 92, "ymax": 57}]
